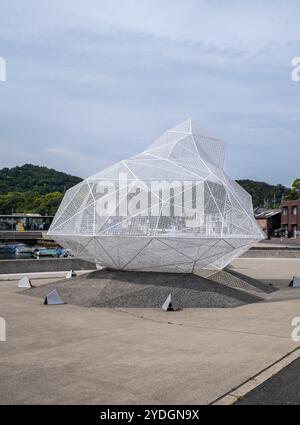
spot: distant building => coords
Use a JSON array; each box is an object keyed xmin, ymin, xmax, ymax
[
  {"xmin": 0, "ymin": 214, "xmax": 54, "ymax": 231},
  {"xmin": 281, "ymin": 199, "xmax": 300, "ymax": 236},
  {"xmin": 254, "ymin": 207, "xmax": 281, "ymax": 237}
]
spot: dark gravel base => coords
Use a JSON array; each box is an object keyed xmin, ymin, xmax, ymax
[
  {"xmin": 207, "ymin": 270, "xmax": 263, "ymax": 294},
  {"xmin": 223, "ymin": 268, "xmax": 277, "ymax": 293},
  {"xmin": 22, "ymin": 268, "xmax": 265, "ymax": 308}
]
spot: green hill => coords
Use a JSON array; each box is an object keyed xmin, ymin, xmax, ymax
[
  {"xmin": 237, "ymin": 180, "xmax": 290, "ymax": 208},
  {"xmin": 0, "ymin": 164, "xmax": 83, "ymax": 215},
  {"xmin": 0, "ymin": 164, "xmax": 293, "ymax": 215},
  {"xmin": 0, "ymin": 164, "xmax": 82, "ymax": 195}
]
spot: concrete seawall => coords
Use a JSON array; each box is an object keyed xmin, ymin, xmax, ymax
[
  {"xmin": 0, "ymin": 231, "xmax": 56, "ymax": 246},
  {"xmin": 0, "ymin": 231, "xmax": 44, "ymax": 241},
  {"xmin": 0, "ymin": 258, "xmax": 96, "ymax": 274}
]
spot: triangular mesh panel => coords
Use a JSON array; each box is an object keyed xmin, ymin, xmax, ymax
[{"xmin": 48, "ymin": 118, "xmax": 264, "ymax": 272}]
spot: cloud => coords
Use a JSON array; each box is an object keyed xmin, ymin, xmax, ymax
[{"xmin": 0, "ymin": 0, "xmax": 299, "ymax": 186}]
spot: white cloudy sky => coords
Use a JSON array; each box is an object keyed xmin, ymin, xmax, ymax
[{"xmin": 0, "ymin": 0, "xmax": 299, "ymax": 185}]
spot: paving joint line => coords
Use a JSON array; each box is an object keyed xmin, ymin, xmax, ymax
[
  {"xmin": 113, "ymin": 308, "xmax": 292, "ymax": 339},
  {"xmin": 210, "ymin": 345, "xmax": 300, "ymax": 405}
]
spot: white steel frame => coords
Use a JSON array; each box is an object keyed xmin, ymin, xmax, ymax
[{"xmin": 48, "ymin": 119, "xmax": 264, "ymax": 273}]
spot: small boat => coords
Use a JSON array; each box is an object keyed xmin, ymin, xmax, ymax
[
  {"xmin": 15, "ymin": 244, "xmax": 35, "ymax": 255},
  {"xmin": 32, "ymin": 247, "xmax": 68, "ymax": 258},
  {"xmin": 0, "ymin": 244, "xmax": 18, "ymax": 254}
]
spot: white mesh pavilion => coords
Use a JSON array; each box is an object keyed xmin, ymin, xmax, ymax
[{"xmin": 48, "ymin": 119, "xmax": 264, "ymax": 274}]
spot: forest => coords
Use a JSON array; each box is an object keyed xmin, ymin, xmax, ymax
[{"xmin": 0, "ymin": 164, "xmax": 297, "ymax": 215}]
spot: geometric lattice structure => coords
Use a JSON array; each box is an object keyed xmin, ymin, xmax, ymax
[{"xmin": 48, "ymin": 119, "xmax": 264, "ymax": 273}]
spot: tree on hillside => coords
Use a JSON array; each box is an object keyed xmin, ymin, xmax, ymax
[
  {"xmin": 289, "ymin": 179, "xmax": 300, "ymax": 200},
  {"xmin": 0, "ymin": 191, "xmax": 63, "ymax": 215},
  {"xmin": 36, "ymin": 192, "xmax": 63, "ymax": 215},
  {"xmin": 236, "ymin": 180, "xmax": 290, "ymax": 208},
  {"xmin": 0, "ymin": 164, "xmax": 82, "ymax": 194}
]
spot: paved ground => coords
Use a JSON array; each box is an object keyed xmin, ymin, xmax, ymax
[
  {"xmin": 235, "ymin": 355, "xmax": 300, "ymax": 405},
  {"xmin": 0, "ymin": 257, "xmax": 300, "ymax": 404},
  {"xmin": 232, "ymin": 257, "xmax": 300, "ymax": 289},
  {"xmin": 257, "ymin": 238, "xmax": 300, "ymax": 247}
]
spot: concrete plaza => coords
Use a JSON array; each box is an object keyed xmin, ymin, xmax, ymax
[{"xmin": 0, "ymin": 257, "xmax": 300, "ymax": 404}]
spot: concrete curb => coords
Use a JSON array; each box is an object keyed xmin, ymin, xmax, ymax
[
  {"xmin": 0, "ymin": 270, "xmax": 94, "ymax": 281},
  {"xmin": 211, "ymin": 346, "xmax": 300, "ymax": 405}
]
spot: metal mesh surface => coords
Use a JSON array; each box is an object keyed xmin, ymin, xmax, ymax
[{"xmin": 48, "ymin": 118, "xmax": 264, "ymax": 273}]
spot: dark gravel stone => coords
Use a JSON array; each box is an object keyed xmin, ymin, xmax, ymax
[{"xmin": 22, "ymin": 268, "xmax": 265, "ymax": 308}]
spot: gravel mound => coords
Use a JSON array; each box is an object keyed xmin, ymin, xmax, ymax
[
  {"xmin": 22, "ymin": 268, "xmax": 265, "ymax": 308},
  {"xmin": 223, "ymin": 268, "xmax": 276, "ymax": 293}
]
